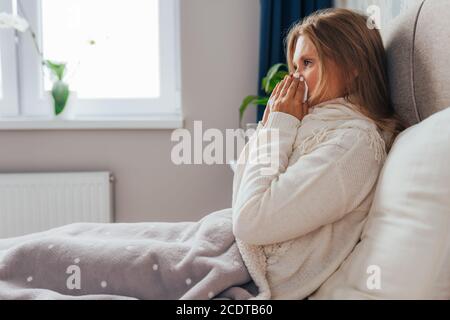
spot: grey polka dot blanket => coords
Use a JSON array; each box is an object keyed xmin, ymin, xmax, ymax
[{"xmin": 0, "ymin": 208, "xmax": 258, "ymax": 299}]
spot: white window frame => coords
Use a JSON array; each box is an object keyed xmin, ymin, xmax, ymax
[
  {"xmin": 0, "ymin": 0, "xmax": 20, "ymax": 116},
  {"xmin": 0, "ymin": 0, "xmax": 183, "ymax": 129}
]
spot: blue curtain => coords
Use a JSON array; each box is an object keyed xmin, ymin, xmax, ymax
[{"xmin": 257, "ymin": 0, "xmax": 333, "ymax": 121}]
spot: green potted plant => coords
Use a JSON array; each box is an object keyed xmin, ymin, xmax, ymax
[
  {"xmin": 44, "ymin": 60, "xmax": 71, "ymax": 117},
  {"xmin": 26, "ymin": 20, "xmax": 77, "ymax": 118},
  {"xmin": 239, "ymin": 63, "xmax": 289, "ymax": 129},
  {"xmin": 0, "ymin": 11, "xmax": 85, "ymax": 118}
]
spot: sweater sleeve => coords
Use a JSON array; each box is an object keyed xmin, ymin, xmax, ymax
[{"xmin": 231, "ymin": 112, "xmax": 382, "ymax": 246}]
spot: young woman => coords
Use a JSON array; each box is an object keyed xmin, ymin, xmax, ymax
[{"xmin": 232, "ymin": 8, "xmax": 405, "ymax": 299}]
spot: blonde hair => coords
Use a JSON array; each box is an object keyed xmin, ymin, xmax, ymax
[{"xmin": 285, "ymin": 8, "xmax": 405, "ymax": 150}]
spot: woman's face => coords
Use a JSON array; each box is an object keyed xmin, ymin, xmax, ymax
[{"xmin": 292, "ymin": 35, "xmax": 347, "ymax": 106}]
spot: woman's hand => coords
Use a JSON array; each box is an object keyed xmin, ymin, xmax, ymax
[{"xmin": 262, "ymin": 74, "xmax": 310, "ymax": 125}]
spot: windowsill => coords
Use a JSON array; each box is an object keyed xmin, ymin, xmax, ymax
[{"xmin": 0, "ymin": 114, "xmax": 184, "ymax": 130}]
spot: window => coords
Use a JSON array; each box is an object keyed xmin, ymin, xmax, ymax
[
  {"xmin": 0, "ymin": 0, "xmax": 20, "ymax": 116},
  {"xmin": 0, "ymin": 0, "xmax": 182, "ymax": 128}
]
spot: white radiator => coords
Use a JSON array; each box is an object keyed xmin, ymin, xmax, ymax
[{"xmin": 0, "ymin": 172, "xmax": 114, "ymax": 238}]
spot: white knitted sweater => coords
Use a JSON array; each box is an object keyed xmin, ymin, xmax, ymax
[{"xmin": 232, "ymin": 97, "xmax": 388, "ymax": 300}]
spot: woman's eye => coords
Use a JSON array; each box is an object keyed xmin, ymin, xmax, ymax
[{"xmin": 303, "ymin": 60, "xmax": 312, "ymax": 67}]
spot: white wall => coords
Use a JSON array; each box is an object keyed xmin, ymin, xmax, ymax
[
  {"xmin": 0, "ymin": 0, "xmax": 261, "ymax": 223},
  {"xmin": 335, "ymin": 0, "xmax": 423, "ymax": 29}
]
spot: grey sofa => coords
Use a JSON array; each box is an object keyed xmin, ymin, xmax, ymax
[{"xmin": 309, "ymin": 0, "xmax": 450, "ymax": 299}]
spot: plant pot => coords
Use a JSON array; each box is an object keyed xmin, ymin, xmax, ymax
[
  {"xmin": 245, "ymin": 122, "xmax": 258, "ymax": 131},
  {"xmin": 238, "ymin": 122, "xmax": 259, "ymax": 144},
  {"xmin": 50, "ymin": 91, "xmax": 77, "ymax": 120}
]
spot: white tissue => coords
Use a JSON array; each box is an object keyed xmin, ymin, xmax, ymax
[{"xmin": 299, "ymin": 76, "xmax": 309, "ymax": 103}]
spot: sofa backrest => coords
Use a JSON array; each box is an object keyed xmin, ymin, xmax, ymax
[{"xmin": 383, "ymin": 0, "xmax": 450, "ymax": 127}]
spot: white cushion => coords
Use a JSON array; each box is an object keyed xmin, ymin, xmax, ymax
[{"xmin": 309, "ymin": 107, "xmax": 450, "ymax": 299}]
